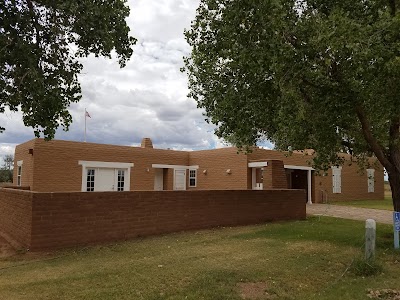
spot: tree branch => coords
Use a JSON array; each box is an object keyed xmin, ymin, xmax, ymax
[
  {"xmin": 301, "ymin": 77, "xmax": 319, "ymax": 89},
  {"xmin": 389, "ymin": 116, "xmax": 400, "ymax": 172},
  {"xmin": 0, "ymin": 38, "xmax": 13, "ymax": 54},
  {"xmin": 299, "ymin": 86, "xmax": 311, "ymax": 104},
  {"xmin": 26, "ymin": 0, "xmax": 41, "ymax": 48},
  {"xmin": 389, "ymin": 0, "xmax": 396, "ymax": 16},
  {"xmin": 16, "ymin": 70, "xmax": 30, "ymax": 89},
  {"xmin": 389, "ymin": 117, "xmax": 400, "ymax": 141},
  {"xmin": 355, "ymin": 105, "xmax": 393, "ymax": 171}
]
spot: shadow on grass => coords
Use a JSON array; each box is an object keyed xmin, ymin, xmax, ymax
[{"xmin": 232, "ymin": 216, "xmax": 394, "ymax": 249}]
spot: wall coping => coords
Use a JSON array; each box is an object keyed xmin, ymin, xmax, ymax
[
  {"xmin": 1, "ymin": 188, "xmax": 305, "ymax": 195},
  {"xmin": 0, "ymin": 187, "xmax": 33, "ymax": 195}
]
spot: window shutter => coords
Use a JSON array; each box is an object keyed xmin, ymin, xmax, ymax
[
  {"xmin": 332, "ymin": 167, "xmax": 342, "ymax": 194},
  {"xmin": 367, "ymin": 169, "xmax": 375, "ymax": 193}
]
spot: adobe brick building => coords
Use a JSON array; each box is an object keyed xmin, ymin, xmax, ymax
[{"xmin": 12, "ymin": 138, "xmax": 384, "ymax": 203}]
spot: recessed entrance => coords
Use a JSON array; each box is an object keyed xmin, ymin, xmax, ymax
[
  {"xmin": 286, "ymin": 169, "xmax": 308, "ymax": 202},
  {"xmin": 284, "ymin": 165, "xmax": 314, "ymax": 204}
]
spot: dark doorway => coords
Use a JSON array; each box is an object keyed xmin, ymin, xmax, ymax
[{"xmin": 286, "ymin": 169, "xmax": 308, "ymax": 203}]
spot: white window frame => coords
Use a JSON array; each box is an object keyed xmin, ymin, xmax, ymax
[
  {"xmin": 332, "ymin": 166, "xmax": 342, "ymax": 194},
  {"xmin": 189, "ymin": 169, "xmax": 197, "ymax": 187},
  {"xmin": 78, "ymin": 161, "xmax": 133, "ymax": 192},
  {"xmin": 116, "ymin": 169, "xmax": 126, "ymax": 192},
  {"xmin": 86, "ymin": 169, "xmax": 95, "ymax": 192},
  {"xmin": 17, "ymin": 160, "xmax": 23, "ymax": 186},
  {"xmin": 367, "ymin": 169, "xmax": 375, "ymax": 193}
]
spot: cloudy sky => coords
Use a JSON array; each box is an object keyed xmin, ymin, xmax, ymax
[{"xmin": 2, "ymin": 0, "xmax": 256, "ymax": 162}]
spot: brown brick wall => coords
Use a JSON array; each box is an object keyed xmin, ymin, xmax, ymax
[
  {"xmin": 315, "ymin": 163, "xmax": 384, "ymax": 202},
  {"xmin": 263, "ymin": 160, "xmax": 288, "ymax": 189},
  {"xmin": 248, "ymin": 148, "xmax": 384, "ymax": 202},
  {"xmin": 13, "ymin": 140, "xmax": 35, "ymax": 189},
  {"xmin": 163, "ymin": 168, "xmax": 173, "ymax": 190},
  {"xmin": 7, "ymin": 189, "xmax": 304, "ymax": 250},
  {"xmin": 189, "ymin": 148, "xmax": 248, "ymax": 190},
  {"xmin": 12, "ymin": 139, "xmax": 384, "ymax": 201},
  {"xmin": 0, "ymin": 188, "xmax": 32, "ymax": 247},
  {"xmin": 248, "ymin": 148, "xmax": 314, "ymax": 167},
  {"xmin": 30, "ymin": 139, "xmax": 189, "ymax": 192}
]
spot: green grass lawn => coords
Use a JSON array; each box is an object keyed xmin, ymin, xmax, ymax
[
  {"xmin": 331, "ymin": 197, "xmax": 394, "ymax": 211},
  {"xmin": 331, "ymin": 183, "xmax": 394, "ymax": 211},
  {"xmin": 0, "ymin": 217, "xmax": 399, "ymax": 300}
]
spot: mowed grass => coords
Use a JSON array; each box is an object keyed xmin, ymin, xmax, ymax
[
  {"xmin": 332, "ymin": 197, "xmax": 393, "ymax": 211},
  {"xmin": 0, "ymin": 217, "xmax": 399, "ymax": 300},
  {"xmin": 332, "ymin": 183, "xmax": 393, "ymax": 211}
]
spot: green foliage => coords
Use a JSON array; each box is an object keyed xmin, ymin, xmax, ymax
[
  {"xmin": 0, "ymin": 0, "xmax": 136, "ymax": 139},
  {"xmin": 350, "ymin": 257, "xmax": 383, "ymax": 277},
  {"xmin": 0, "ymin": 154, "xmax": 13, "ymax": 182},
  {"xmin": 184, "ymin": 0, "xmax": 400, "ymax": 210},
  {"xmin": 184, "ymin": 0, "xmax": 400, "ymax": 169},
  {"xmin": 0, "ymin": 169, "xmax": 12, "ymax": 182}
]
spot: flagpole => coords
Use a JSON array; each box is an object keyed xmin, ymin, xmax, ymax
[{"xmin": 84, "ymin": 108, "xmax": 87, "ymax": 142}]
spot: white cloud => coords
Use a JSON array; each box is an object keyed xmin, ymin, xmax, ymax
[
  {"xmin": 0, "ymin": 0, "xmax": 232, "ymax": 154},
  {"xmin": 0, "ymin": 143, "xmax": 17, "ymax": 164}
]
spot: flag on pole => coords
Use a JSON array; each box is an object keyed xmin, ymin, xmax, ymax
[{"xmin": 84, "ymin": 108, "xmax": 91, "ymax": 142}]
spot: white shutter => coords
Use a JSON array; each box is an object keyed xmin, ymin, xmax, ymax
[
  {"xmin": 332, "ymin": 166, "xmax": 342, "ymax": 194},
  {"xmin": 367, "ymin": 169, "xmax": 375, "ymax": 193},
  {"xmin": 174, "ymin": 169, "xmax": 186, "ymax": 190}
]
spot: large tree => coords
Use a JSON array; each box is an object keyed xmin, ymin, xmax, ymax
[
  {"xmin": 184, "ymin": 0, "xmax": 400, "ymax": 211},
  {"xmin": 0, "ymin": 154, "xmax": 13, "ymax": 182},
  {"xmin": 2, "ymin": 154, "xmax": 13, "ymax": 171},
  {"xmin": 1, "ymin": 0, "xmax": 136, "ymax": 138}
]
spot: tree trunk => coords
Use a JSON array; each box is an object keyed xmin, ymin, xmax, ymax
[{"xmin": 388, "ymin": 170, "xmax": 400, "ymax": 212}]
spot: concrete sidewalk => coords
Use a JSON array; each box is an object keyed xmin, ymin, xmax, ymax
[{"xmin": 307, "ymin": 204, "xmax": 393, "ymax": 224}]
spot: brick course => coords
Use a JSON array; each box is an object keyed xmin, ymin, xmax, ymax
[
  {"xmin": 0, "ymin": 188, "xmax": 305, "ymax": 251},
  {"xmin": 263, "ymin": 160, "xmax": 288, "ymax": 189},
  {"xmin": 30, "ymin": 139, "xmax": 189, "ymax": 192},
  {"xmin": 0, "ymin": 188, "xmax": 32, "ymax": 247},
  {"xmin": 12, "ymin": 138, "xmax": 384, "ymax": 202},
  {"xmin": 189, "ymin": 148, "xmax": 249, "ymax": 189},
  {"xmin": 316, "ymin": 163, "xmax": 384, "ymax": 202}
]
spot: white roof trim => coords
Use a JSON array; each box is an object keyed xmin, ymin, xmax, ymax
[
  {"xmin": 152, "ymin": 164, "xmax": 199, "ymax": 170},
  {"xmin": 248, "ymin": 162, "xmax": 268, "ymax": 168},
  {"xmin": 284, "ymin": 165, "xmax": 314, "ymax": 171},
  {"xmin": 78, "ymin": 161, "xmax": 134, "ymax": 169}
]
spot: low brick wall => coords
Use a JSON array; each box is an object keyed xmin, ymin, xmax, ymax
[
  {"xmin": 0, "ymin": 188, "xmax": 32, "ymax": 247},
  {"xmin": 0, "ymin": 188, "xmax": 306, "ymax": 251}
]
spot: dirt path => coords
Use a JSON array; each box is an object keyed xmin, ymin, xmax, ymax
[{"xmin": 307, "ymin": 204, "xmax": 393, "ymax": 225}]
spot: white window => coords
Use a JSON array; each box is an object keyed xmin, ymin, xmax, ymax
[
  {"xmin": 86, "ymin": 169, "xmax": 95, "ymax": 192},
  {"xmin": 367, "ymin": 169, "xmax": 375, "ymax": 193},
  {"xmin": 17, "ymin": 160, "xmax": 23, "ymax": 186},
  {"xmin": 78, "ymin": 161, "xmax": 133, "ymax": 192},
  {"xmin": 332, "ymin": 166, "xmax": 342, "ymax": 194},
  {"xmin": 117, "ymin": 169, "xmax": 125, "ymax": 191},
  {"xmin": 189, "ymin": 169, "xmax": 197, "ymax": 187}
]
